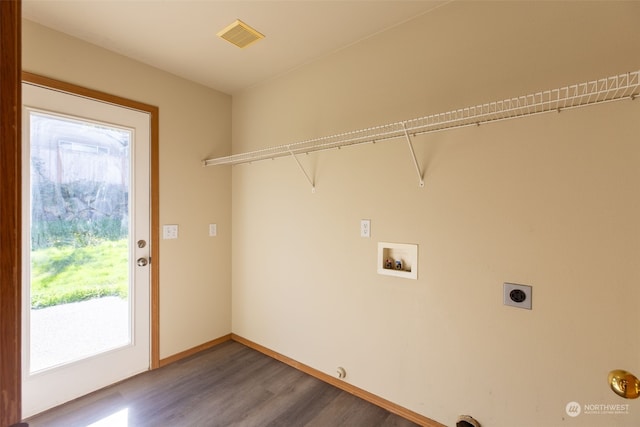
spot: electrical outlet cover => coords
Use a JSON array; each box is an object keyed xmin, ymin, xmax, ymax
[
  {"xmin": 360, "ymin": 219, "xmax": 371, "ymax": 238},
  {"xmin": 503, "ymin": 282, "xmax": 532, "ymax": 310}
]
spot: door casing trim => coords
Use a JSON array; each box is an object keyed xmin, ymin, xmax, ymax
[
  {"xmin": 21, "ymin": 71, "xmax": 161, "ymax": 369},
  {"xmin": 0, "ymin": 1, "xmax": 22, "ymax": 424}
]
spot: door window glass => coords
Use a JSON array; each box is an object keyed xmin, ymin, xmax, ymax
[{"xmin": 28, "ymin": 111, "xmax": 132, "ymax": 373}]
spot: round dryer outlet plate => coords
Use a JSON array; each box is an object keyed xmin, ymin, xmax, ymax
[{"xmin": 503, "ymin": 282, "xmax": 532, "ymax": 310}]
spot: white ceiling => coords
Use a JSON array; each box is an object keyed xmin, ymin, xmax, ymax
[{"xmin": 22, "ymin": 0, "xmax": 449, "ymax": 95}]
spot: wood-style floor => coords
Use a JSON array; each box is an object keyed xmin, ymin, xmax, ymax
[{"xmin": 25, "ymin": 341, "xmax": 420, "ymax": 427}]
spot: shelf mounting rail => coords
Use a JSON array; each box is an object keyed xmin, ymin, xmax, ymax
[{"xmin": 203, "ymin": 71, "xmax": 640, "ymax": 180}]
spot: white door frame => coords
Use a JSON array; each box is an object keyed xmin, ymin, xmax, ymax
[{"xmin": 20, "ymin": 74, "xmax": 160, "ymax": 417}]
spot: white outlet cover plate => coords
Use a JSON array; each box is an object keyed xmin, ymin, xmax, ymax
[
  {"xmin": 209, "ymin": 223, "xmax": 217, "ymax": 237},
  {"xmin": 163, "ymin": 224, "xmax": 178, "ymax": 239},
  {"xmin": 360, "ymin": 219, "xmax": 371, "ymax": 238},
  {"xmin": 503, "ymin": 283, "xmax": 532, "ymax": 310}
]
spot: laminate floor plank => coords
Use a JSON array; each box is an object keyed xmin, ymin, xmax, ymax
[
  {"xmin": 262, "ymin": 380, "xmax": 343, "ymax": 427},
  {"xmin": 25, "ymin": 341, "xmax": 420, "ymax": 427},
  {"xmin": 305, "ymin": 392, "xmax": 407, "ymax": 427}
]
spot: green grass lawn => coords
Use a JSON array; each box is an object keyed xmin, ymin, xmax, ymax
[{"xmin": 30, "ymin": 239, "xmax": 129, "ymax": 309}]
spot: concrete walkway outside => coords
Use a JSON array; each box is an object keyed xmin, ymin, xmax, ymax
[{"xmin": 29, "ymin": 297, "xmax": 129, "ymax": 372}]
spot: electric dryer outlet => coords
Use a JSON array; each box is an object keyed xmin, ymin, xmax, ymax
[{"xmin": 503, "ymin": 282, "xmax": 532, "ymax": 310}]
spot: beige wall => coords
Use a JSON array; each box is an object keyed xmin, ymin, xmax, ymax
[
  {"xmin": 21, "ymin": 1, "xmax": 640, "ymax": 425},
  {"xmin": 22, "ymin": 20, "xmax": 233, "ymax": 359},
  {"xmin": 231, "ymin": 2, "xmax": 640, "ymax": 426}
]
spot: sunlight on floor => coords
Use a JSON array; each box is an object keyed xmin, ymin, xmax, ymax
[{"xmin": 87, "ymin": 408, "xmax": 129, "ymax": 427}]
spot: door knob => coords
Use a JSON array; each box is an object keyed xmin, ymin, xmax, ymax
[
  {"xmin": 137, "ymin": 257, "xmax": 148, "ymax": 267},
  {"xmin": 608, "ymin": 370, "xmax": 640, "ymax": 399}
]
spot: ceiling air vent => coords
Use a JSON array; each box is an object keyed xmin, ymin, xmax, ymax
[{"xmin": 217, "ymin": 19, "xmax": 265, "ymax": 49}]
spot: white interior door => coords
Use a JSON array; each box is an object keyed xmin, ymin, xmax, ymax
[{"xmin": 21, "ymin": 83, "xmax": 151, "ymax": 417}]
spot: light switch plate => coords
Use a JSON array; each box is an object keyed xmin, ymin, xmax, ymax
[
  {"xmin": 163, "ymin": 224, "xmax": 178, "ymax": 239},
  {"xmin": 209, "ymin": 223, "xmax": 217, "ymax": 237}
]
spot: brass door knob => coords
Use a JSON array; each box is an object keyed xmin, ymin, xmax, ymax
[{"xmin": 608, "ymin": 370, "xmax": 640, "ymax": 399}]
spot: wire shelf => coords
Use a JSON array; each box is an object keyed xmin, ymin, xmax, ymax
[{"xmin": 203, "ymin": 70, "xmax": 640, "ymax": 167}]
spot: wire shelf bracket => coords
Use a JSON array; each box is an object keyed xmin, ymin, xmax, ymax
[
  {"xmin": 402, "ymin": 121, "xmax": 425, "ymax": 188},
  {"xmin": 203, "ymin": 70, "xmax": 640, "ymax": 187},
  {"xmin": 288, "ymin": 146, "xmax": 315, "ymax": 193}
]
